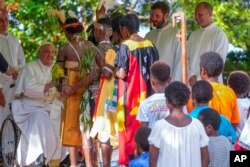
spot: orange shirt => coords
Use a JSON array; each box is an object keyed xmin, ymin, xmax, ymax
[
  {"xmin": 209, "ymin": 82, "xmax": 240, "ymax": 124},
  {"xmin": 187, "ymin": 97, "xmax": 194, "ymax": 113}
]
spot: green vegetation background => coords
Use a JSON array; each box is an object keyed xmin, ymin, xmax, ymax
[{"xmin": 5, "ymin": 0, "xmax": 250, "ymax": 81}]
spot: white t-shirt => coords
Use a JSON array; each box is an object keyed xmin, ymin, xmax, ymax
[
  {"xmin": 136, "ymin": 93, "xmax": 169, "ymax": 128},
  {"xmin": 137, "ymin": 93, "xmax": 188, "ymax": 128},
  {"xmin": 236, "ymin": 98, "xmax": 250, "ymax": 135},
  {"xmin": 148, "ymin": 118, "xmax": 209, "ymax": 167}
]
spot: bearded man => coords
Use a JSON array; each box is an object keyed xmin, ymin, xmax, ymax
[{"xmin": 145, "ymin": 1, "xmax": 181, "ymax": 81}]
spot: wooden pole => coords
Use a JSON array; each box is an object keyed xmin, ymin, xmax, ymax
[{"xmin": 172, "ymin": 12, "xmax": 187, "ymax": 84}]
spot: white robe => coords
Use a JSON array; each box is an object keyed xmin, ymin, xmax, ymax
[
  {"xmin": 12, "ymin": 60, "xmax": 66, "ymax": 166},
  {"xmin": 0, "ymin": 34, "xmax": 25, "ymax": 128},
  {"xmin": 187, "ymin": 23, "xmax": 229, "ymax": 82},
  {"xmin": 145, "ymin": 24, "xmax": 182, "ymax": 81}
]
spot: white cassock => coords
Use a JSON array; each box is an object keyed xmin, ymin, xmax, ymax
[
  {"xmin": 145, "ymin": 24, "xmax": 182, "ymax": 81},
  {"xmin": 12, "ymin": 60, "xmax": 67, "ymax": 166},
  {"xmin": 0, "ymin": 34, "xmax": 25, "ymax": 128},
  {"xmin": 187, "ymin": 23, "xmax": 229, "ymax": 82}
]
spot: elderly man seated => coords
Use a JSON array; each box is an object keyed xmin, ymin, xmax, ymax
[{"xmin": 12, "ymin": 43, "xmax": 67, "ymax": 166}]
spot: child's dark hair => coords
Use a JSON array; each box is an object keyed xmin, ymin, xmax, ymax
[
  {"xmin": 64, "ymin": 17, "xmax": 83, "ymax": 34},
  {"xmin": 192, "ymin": 80, "xmax": 213, "ymax": 104},
  {"xmin": 199, "ymin": 108, "xmax": 221, "ymax": 131},
  {"xmin": 165, "ymin": 81, "xmax": 190, "ymax": 107},
  {"xmin": 120, "ymin": 13, "xmax": 140, "ymax": 34},
  {"xmin": 151, "ymin": 1, "xmax": 170, "ymax": 14},
  {"xmin": 135, "ymin": 127, "xmax": 151, "ymax": 152},
  {"xmin": 97, "ymin": 17, "xmax": 112, "ymax": 28},
  {"xmin": 111, "ymin": 13, "xmax": 123, "ymax": 36},
  {"xmin": 200, "ymin": 52, "xmax": 224, "ymax": 77},
  {"xmin": 150, "ymin": 61, "xmax": 170, "ymax": 85},
  {"xmin": 228, "ymin": 71, "xmax": 250, "ymax": 96}
]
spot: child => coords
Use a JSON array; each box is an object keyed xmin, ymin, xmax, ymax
[
  {"xmin": 148, "ymin": 81, "xmax": 209, "ymax": 167},
  {"xmin": 227, "ymin": 71, "xmax": 250, "ymax": 135},
  {"xmin": 199, "ymin": 51, "xmax": 240, "ymax": 127},
  {"xmin": 89, "ymin": 17, "xmax": 118, "ymax": 167},
  {"xmin": 198, "ymin": 108, "xmax": 234, "ymax": 167},
  {"xmin": 129, "ymin": 127, "xmax": 151, "ymax": 167},
  {"xmin": 189, "ymin": 80, "xmax": 237, "ymax": 143},
  {"xmin": 136, "ymin": 61, "xmax": 171, "ymax": 128}
]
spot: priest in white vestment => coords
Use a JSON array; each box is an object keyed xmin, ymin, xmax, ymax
[
  {"xmin": 187, "ymin": 2, "xmax": 229, "ymax": 83},
  {"xmin": 12, "ymin": 43, "xmax": 67, "ymax": 166},
  {"xmin": 145, "ymin": 1, "xmax": 181, "ymax": 81},
  {"xmin": 0, "ymin": 9, "xmax": 25, "ymax": 130}
]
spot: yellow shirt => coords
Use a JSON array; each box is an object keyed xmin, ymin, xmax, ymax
[{"xmin": 209, "ymin": 82, "xmax": 240, "ymax": 124}]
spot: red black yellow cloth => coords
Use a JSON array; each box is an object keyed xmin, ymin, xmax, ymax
[{"xmin": 116, "ymin": 39, "xmax": 159, "ymax": 165}]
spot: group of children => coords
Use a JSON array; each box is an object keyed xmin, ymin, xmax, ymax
[{"xmin": 128, "ymin": 51, "xmax": 250, "ymax": 167}]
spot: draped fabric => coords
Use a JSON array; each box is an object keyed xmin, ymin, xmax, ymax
[
  {"xmin": 116, "ymin": 39, "xmax": 159, "ymax": 165},
  {"xmin": 61, "ymin": 69, "xmax": 84, "ymax": 147},
  {"xmin": 90, "ymin": 48, "xmax": 118, "ymax": 147}
]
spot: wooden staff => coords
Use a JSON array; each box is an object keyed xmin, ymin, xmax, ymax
[{"xmin": 172, "ymin": 12, "xmax": 187, "ymax": 84}]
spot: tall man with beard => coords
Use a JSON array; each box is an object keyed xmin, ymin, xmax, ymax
[{"xmin": 145, "ymin": 1, "xmax": 181, "ymax": 81}]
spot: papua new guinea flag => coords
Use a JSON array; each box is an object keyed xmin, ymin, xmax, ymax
[{"xmin": 116, "ymin": 39, "xmax": 159, "ymax": 165}]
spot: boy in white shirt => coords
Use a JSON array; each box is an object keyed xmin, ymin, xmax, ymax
[{"xmin": 136, "ymin": 61, "xmax": 171, "ymax": 128}]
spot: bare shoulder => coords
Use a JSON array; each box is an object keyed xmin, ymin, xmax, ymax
[
  {"xmin": 59, "ymin": 43, "xmax": 70, "ymax": 51},
  {"xmin": 81, "ymin": 40, "xmax": 95, "ymax": 49}
]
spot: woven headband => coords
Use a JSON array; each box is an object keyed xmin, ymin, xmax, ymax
[{"xmin": 63, "ymin": 22, "xmax": 83, "ymax": 29}]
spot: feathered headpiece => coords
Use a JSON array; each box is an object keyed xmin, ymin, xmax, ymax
[
  {"xmin": 47, "ymin": 9, "xmax": 66, "ymax": 26},
  {"xmin": 48, "ymin": 9, "xmax": 83, "ymax": 30},
  {"xmin": 97, "ymin": 0, "xmax": 118, "ymax": 11}
]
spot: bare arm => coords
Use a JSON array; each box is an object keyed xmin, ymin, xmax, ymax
[
  {"xmin": 201, "ymin": 146, "xmax": 209, "ymax": 167},
  {"xmin": 116, "ymin": 68, "xmax": 126, "ymax": 79},
  {"xmin": 149, "ymin": 145, "xmax": 159, "ymax": 167},
  {"xmin": 57, "ymin": 45, "xmax": 66, "ymax": 68}
]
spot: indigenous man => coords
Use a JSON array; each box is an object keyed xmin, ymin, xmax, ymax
[
  {"xmin": 12, "ymin": 43, "xmax": 66, "ymax": 166},
  {"xmin": 0, "ymin": 8, "xmax": 25, "ymax": 130},
  {"xmin": 57, "ymin": 17, "xmax": 96, "ymax": 167},
  {"xmin": 145, "ymin": 1, "xmax": 181, "ymax": 81},
  {"xmin": 188, "ymin": 2, "xmax": 229, "ymax": 82}
]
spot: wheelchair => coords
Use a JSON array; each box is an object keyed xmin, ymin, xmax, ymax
[{"xmin": 0, "ymin": 104, "xmax": 20, "ymax": 167}]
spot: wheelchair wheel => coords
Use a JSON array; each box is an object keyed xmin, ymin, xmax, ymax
[{"xmin": 0, "ymin": 117, "xmax": 18, "ymax": 166}]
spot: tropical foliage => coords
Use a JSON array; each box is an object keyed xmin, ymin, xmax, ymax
[{"xmin": 4, "ymin": 0, "xmax": 250, "ymax": 76}]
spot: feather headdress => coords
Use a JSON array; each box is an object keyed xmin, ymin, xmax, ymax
[
  {"xmin": 47, "ymin": 9, "xmax": 66, "ymax": 25},
  {"xmin": 97, "ymin": 0, "xmax": 118, "ymax": 11}
]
